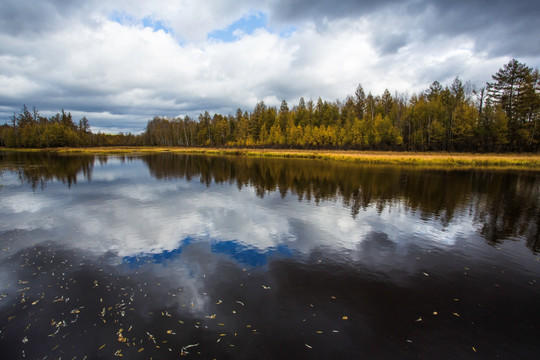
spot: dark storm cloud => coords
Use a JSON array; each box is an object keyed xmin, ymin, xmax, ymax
[
  {"xmin": 373, "ymin": 33, "xmax": 408, "ymax": 55},
  {"xmin": 268, "ymin": 0, "xmax": 540, "ymax": 57},
  {"xmin": 424, "ymin": 0, "xmax": 540, "ymax": 56},
  {"xmin": 0, "ymin": 0, "xmax": 91, "ymax": 36},
  {"xmin": 267, "ymin": 0, "xmax": 401, "ymax": 22}
]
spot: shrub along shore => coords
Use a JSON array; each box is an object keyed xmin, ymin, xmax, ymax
[{"xmin": 2, "ymin": 147, "xmax": 540, "ymax": 170}]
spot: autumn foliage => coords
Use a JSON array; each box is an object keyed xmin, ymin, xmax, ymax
[{"xmin": 2, "ymin": 59, "xmax": 539, "ymax": 152}]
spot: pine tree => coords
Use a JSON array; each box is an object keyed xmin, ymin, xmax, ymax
[{"xmin": 487, "ymin": 59, "xmax": 535, "ymax": 150}]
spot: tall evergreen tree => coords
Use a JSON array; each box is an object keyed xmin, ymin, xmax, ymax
[{"xmin": 487, "ymin": 59, "xmax": 535, "ymax": 150}]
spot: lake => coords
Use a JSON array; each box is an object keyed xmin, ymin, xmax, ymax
[{"xmin": 0, "ymin": 151, "xmax": 539, "ymax": 359}]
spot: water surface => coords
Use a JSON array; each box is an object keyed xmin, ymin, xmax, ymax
[{"xmin": 0, "ymin": 152, "xmax": 539, "ymax": 359}]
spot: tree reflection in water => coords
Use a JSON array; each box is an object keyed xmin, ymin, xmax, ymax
[{"xmin": 1, "ymin": 151, "xmax": 539, "ymax": 252}]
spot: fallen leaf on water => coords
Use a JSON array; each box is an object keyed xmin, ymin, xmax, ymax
[
  {"xmin": 415, "ymin": 317, "xmax": 422, "ymax": 322},
  {"xmin": 262, "ymin": 285, "xmax": 271, "ymax": 290},
  {"xmin": 114, "ymin": 349, "xmax": 123, "ymax": 357},
  {"xmin": 472, "ymin": 346, "xmax": 476, "ymax": 352},
  {"xmin": 166, "ymin": 330, "xmax": 175, "ymax": 334},
  {"xmin": 453, "ymin": 313, "xmax": 460, "ymax": 317},
  {"xmin": 433, "ymin": 311, "xmax": 438, "ymax": 315},
  {"xmin": 180, "ymin": 343, "xmax": 199, "ymax": 356},
  {"xmin": 423, "ymin": 272, "xmax": 429, "ymax": 277},
  {"xmin": 305, "ymin": 344, "xmax": 312, "ymax": 349},
  {"xmin": 342, "ymin": 316, "xmax": 348, "ymax": 320},
  {"xmin": 138, "ymin": 348, "xmax": 144, "ymax": 353}
]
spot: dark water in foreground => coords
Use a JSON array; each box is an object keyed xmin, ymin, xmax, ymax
[{"xmin": 0, "ymin": 152, "xmax": 539, "ymax": 359}]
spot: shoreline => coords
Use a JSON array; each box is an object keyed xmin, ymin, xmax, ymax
[{"xmin": 2, "ymin": 147, "xmax": 540, "ymax": 169}]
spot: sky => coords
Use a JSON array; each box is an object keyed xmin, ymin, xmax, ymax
[{"xmin": 1, "ymin": 0, "xmax": 539, "ymax": 133}]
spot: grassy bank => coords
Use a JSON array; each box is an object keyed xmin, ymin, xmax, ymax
[{"xmin": 2, "ymin": 147, "xmax": 540, "ymax": 169}]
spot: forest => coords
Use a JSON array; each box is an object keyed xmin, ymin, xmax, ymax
[{"xmin": 1, "ymin": 59, "xmax": 539, "ymax": 152}]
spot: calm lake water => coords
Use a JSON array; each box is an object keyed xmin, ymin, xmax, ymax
[{"xmin": 0, "ymin": 151, "xmax": 539, "ymax": 359}]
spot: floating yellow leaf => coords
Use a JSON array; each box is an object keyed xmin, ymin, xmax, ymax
[
  {"xmin": 453, "ymin": 312, "xmax": 460, "ymax": 317},
  {"xmin": 342, "ymin": 316, "xmax": 348, "ymax": 320},
  {"xmin": 138, "ymin": 348, "xmax": 144, "ymax": 352}
]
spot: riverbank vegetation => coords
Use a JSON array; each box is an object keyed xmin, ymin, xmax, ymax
[
  {"xmin": 1, "ymin": 59, "xmax": 539, "ymax": 153},
  {"xmin": 3, "ymin": 147, "xmax": 540, "ymax": 169}
]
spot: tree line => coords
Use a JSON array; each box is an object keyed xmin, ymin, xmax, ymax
[
  {"xmin": 2, "ymin": 59, "xmax": 539, "ymax": 152},
  {"xmin": 0, "ymin": 105, "xmax": 140, "ymax": 148}
]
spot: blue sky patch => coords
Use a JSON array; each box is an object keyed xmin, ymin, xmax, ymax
[
  {"xmin": 109, "ymin": 11, "xmax": 133, "ymax": 26},
  {"xmin": 141, "ymin": 16, "xmax": 173, "ymax": 34},
  {"xmin": 109, "ymin": 11, "xmax": 172, "ymax": 34},
  {"xmin": 208, "ymin": 12, "xmax": 268, "ymax": 42}
]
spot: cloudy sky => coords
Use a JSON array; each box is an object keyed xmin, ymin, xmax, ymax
[{"xmin": 1, "ymin": 0, "xmax": 539, "ymax": 133}]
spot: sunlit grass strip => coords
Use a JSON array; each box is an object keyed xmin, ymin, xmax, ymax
[{"xmin": 2, "ymin": 147, "xmax": 540, "ymax": 169}]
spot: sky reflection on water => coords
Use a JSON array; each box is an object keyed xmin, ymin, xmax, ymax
[{"xmin": 0, "ymin": 152, "xmax": 539, "ymax": 359}]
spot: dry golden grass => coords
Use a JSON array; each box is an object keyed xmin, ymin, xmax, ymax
[{"xmin": 3, "ymin": 147, "xmax": 540, "ymax": 169}]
